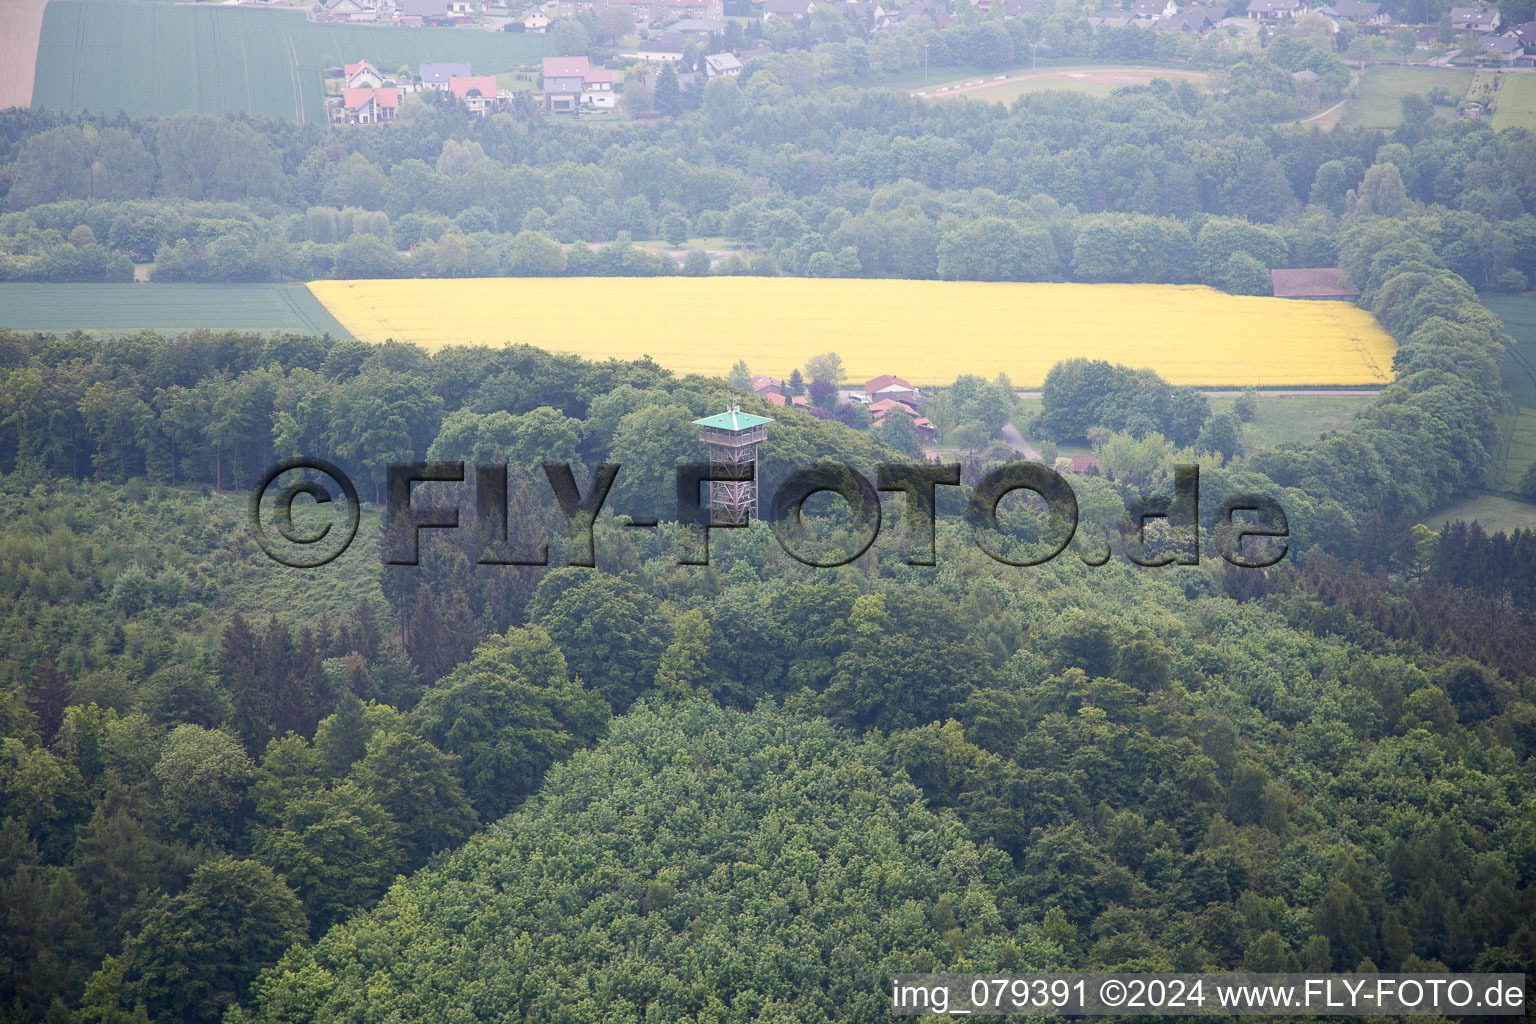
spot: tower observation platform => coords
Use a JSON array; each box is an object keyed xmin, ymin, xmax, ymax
[{"xmin": 693, "ymin": 404, "xmax": 773, "ymax": 525}]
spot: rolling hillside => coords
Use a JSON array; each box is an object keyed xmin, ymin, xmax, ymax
[{"xmin": 31, "ymin": 0, "xmax": 550, "ymax": 123}]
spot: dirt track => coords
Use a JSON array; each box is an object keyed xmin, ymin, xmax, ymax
[
  {"xmin": 0, "ymin": 0, "xmax": 49, "ymax": 108},
  {"xmin": 912, "ymin": 65, "xmax": 1206, "ymax": 99}
]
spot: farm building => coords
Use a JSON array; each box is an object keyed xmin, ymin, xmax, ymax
[
  {"xmin": 865, "ymin": 374, "xmax": 922, "ymax": 404},
  {"xmin": 750, "ymin": 375, "xmax": 786, "ymax": 396},
  {"xmin": 522, "ymin": 9, "xmax": 551, "ymax": 28},
  {"xmin": 1270, "ymin": 268, "xmax": 1360, "ymax": 301}
]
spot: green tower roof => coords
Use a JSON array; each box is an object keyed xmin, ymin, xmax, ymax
[{"xmin": 694, "ymin": 409, "xmax": 774, "ymax": 431}]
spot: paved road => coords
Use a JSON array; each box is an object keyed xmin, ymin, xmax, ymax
[{"xmin": 1000, "ymin": 423, "xmax": 1039, "ymax": 459}]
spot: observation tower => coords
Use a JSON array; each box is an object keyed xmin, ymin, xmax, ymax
[{"xmin": 693, "ymin": 403, "xmax": 772, "ymax": 525}]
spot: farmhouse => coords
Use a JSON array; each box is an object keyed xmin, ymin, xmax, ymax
[
  {"xmin": 762, "ymin": 393, "xmax": 810, "ymax": 409},
  {"xmin": 750, "ymin": 374, "xmax": 786, "ymax": 396},
  {"xmin": 420, "ymin": 61, "xmax": 473, "ymax": 89},
  {"xmin": 1448, "ymin": 6, "xmax": 1500, "ymax": 31},
  {"xmin": 865, "ymin": 374, "xmax": 922, "ymax": 404},
  {"xmin": 869, "ymin": 399, "xmax": 937, "ymax": 444},
  {"xmin": 522, "ymin": 7, "xmax": 551, "ymax": 28},
  {"xmin": 449, "ymin": 75, "xmax": 501, "ymax": 113},
  {"xmin": 1270, "ymin": 268, "xmax": 1360, "ymax": 301},
  {"xmin": 339, "ymin": 87, "xmax": 398, "ymax": 123},
  {"xmin": 1245, "ymin": 0, "xmax": 1302, "ymax": 19}
]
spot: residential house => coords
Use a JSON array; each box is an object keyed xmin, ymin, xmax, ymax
[
  {"xmin": 522, "ymin": 7, "xmax": 551, "ymax": 28},
  {"xmin": 605, "ymin": 0, "xmax": 721, "ymax": 23},
  {"xmin": 763, "ymin": 0, "xmax": 812, "ymax": 19},
  {"xmin": 750, "ymin": 374, "xmax": 786, "ymax": 397},
  {"xmin": 540, "ymin": 56, "xmax": 616, "ymax": 111},
  {"xmin": 630, "ymin": 32, "xmax": 688, "ymax": 60},
  {"xmin": 1164, "ymin": 9, "xmax": 1214, "ymax": 33},
  {"xmin": 1130, "ymin": 0, "xmax": 1177, "ymax": 19},
  {"xmin": 1448, "ymin": 6, "xmax": 1500, "ymax": 31},
  {"xmin": 398, "ymin": 0, "xmax": 452, "ymax": 21},
  {"xmin": 1291, "ymin": 68, "xmax": 1320, "ymax": 80},
  {"xmin": 1513, "ymin": 18, "xmax": 1536, "ymax": 44},
  {"xmin": 420, "ymin": 61, "xmax": 473, "ymax": 89},
  {"xmin": 1328, "ymin": 0, "xmax": 1388, "ymax": 23},
  {"xmin": 542, "ymin": 55, "xmax": 589, "ymax": 111},
  {"xmin": 449, "ymin": 74, "xmax": 501, "ymax": 113},
  {"xmin": 672, "ymin": 16, "xmax": 726, "ymax": 34},
  {"xmin": 340, "ymin": 87, "xmax": 398, "ymax": 123},
  {"xmin": 869, "ymin": 399, "xmax": 936, "ymax": 444},
  {"xmin": 582, "ymin": 66, "xmax": 616, "ymax": 107},
  {"xmin": 1270, "ymin": 268, "xmax": 1360, "ymax": 301},
  {"xmin": 762, "ymin": 393, "xmax": 811, "ymax": 409},
  {"xmin": 1481, "ymin": 31, "xmax": 1521, "ymax": 58},
  {"xmin": 324, "ymin": 0, "xmax": 379, "ymax": 22},
  {"xmin": 450, "ymin": 0, "xmax": 474, "ymax": 12},
  {"xmin": 864, "ymin": 374, "xmax": 921, "ymax": 405},
  {"xmin": 344, "ymin": 59, "xmax": 384, "ymax": 88},
  {"xmin": 1245, "ymin": 0, "xmax": 1302, "ymax": 18},
  {"xmin": 704, "ymin": 51, "xmax": 744, "ymax": 75}
]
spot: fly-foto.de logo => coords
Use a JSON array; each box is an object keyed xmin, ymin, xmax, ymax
[{"xmin": 250, "ymin": 458, "xmax": 1289, "ymax": 571}]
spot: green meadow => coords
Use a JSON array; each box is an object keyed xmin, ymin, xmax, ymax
[{"xmin": 32, "ymin": 0, "xmax": 550, "ymax": 123}]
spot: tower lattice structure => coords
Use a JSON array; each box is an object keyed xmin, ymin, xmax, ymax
[{"xmin": 692, "ymin": 403, "xmax": 773, "ymax": 526}]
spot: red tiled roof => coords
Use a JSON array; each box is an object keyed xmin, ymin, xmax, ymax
[
  {"xmin": 583, "ymin": 68, "xmax": 615, "ymax": 84},
  {"xmin": 343, "ymin": 87, "xmax": 398, "ymax": 109},
  {"xmin": 868, "ymin": 398, "xmax": 918, "ymax": 416},
  {"xmin": 865, "ymin": 374, "xmax": 914, "ymax": 392},
  {"xmin": 344, "ymin": 60, "xmax": 378, "ymax": 78},
  {"xmin": 542, "ymin": 56, "xmax": 591, "ymax": 77},
  {"xmin": 1270, "ymin": 267, "xmax": 1359, "ymax": 299},
  {"xmin": 449, "ymin": 74, "xmax": 498, "ymax": 99}
]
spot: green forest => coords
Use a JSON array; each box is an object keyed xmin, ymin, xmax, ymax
[{"xmin": 4, "ymin": 0, "xmax": 1536, "ymax": 1018}]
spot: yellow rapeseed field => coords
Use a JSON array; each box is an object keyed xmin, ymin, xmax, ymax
[{"xmin": 307, "ymin": 278, "xmax": 1396, "ymax": 388}]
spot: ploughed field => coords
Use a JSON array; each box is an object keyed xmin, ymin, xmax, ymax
[{"xmin": 308, "ymin": 277, "xmax": 1398, "ymax": 388}]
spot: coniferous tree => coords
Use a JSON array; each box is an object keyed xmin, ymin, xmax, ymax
[
  {"xmin": 27, "ymin": 654, "xmax": 70, "ymax": 743},
  {"xmin": 220, "ymin": 614, "xmax": 266, "ymax": 755}
]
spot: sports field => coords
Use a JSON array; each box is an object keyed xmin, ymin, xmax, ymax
[
  {"xmin": 1337, "ymin": 66, "xmax": 1473, "ymax": 129},
  {"xmin": 915, "ymin": 66, "xmax": 1206, "ymax": 103},
  {"xmin": 308, "ymin": 278, "xmax": 1397, "ymax": 388},
  {"xmin": 1491, "ymin": 73, "xmax": 1536, "ymax": 134},
  {"xmin": 0, "ymin": 283, "xmax": 351, "ymax": 336},
  {"xmin": 31, "ymin": 0, "xmax": 549, "ymax": 123}
]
